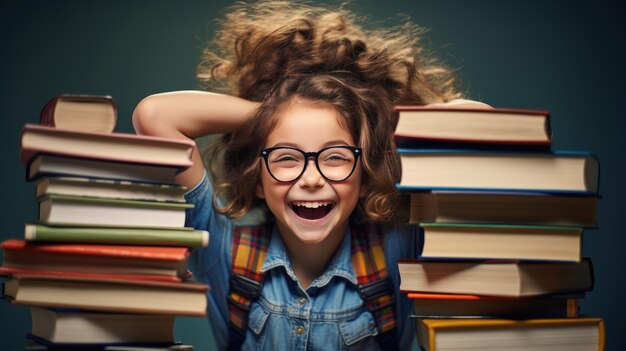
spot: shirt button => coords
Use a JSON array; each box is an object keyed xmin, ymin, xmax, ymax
[
  {"xmin": 297, "ymin": 297, "xmax": 306, "ymax": 306},
  {"xmin": 296, "ymin": 326, "xmax": 305, "ymax": 335}
]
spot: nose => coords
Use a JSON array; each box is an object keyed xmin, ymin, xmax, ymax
[{"xmin": 298, "ymin": 159, "xmax": 325, "ymax": 189}]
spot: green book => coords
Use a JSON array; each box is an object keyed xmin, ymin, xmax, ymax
[{"xmin": 25, "ymin": 224, "xmax": 209, "ymax": 247}]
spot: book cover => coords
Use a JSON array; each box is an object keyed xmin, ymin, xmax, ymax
[
  {"xmin": 24, "ymin": 224, "xmax": 208, "ymax": 247},
  {"xmin": 27, "ymin": 154, "xmax": 185, "ymax": 184},
  {"xmin": 0, "ymin": 267, "xmax": 184, "ymax": 283},
  {"xmin": 2, "ymin": 239, "xmax": 190, "ymax": 261},
  {"xmin": 407, "ymin": 292, "xmax": 580, "ymax": 318},
  {"xmin": 417, "ymin": 223, "xmax": 583, "ymax": 262},
  {"xmin": 35, "ymin": 176, "xmax": 187, "ymax": 203},
  {"xmin": 396, "ymin": 149, "xmax": 600, "ymax": 193},
  {"xmin": 30, "ymin": 307, "xmax": 175, "ymax": 344},
  {"xmin": 393, "ymin": 106, "xmax": 551, "ymax": 148},
  {"xmin": 397, "ymin": 258, "xmax": 594, "ymax": 297},
  {"xmin": 25, "ymin": 333, "xmax": 191, "ymax": 350},
  {"xmin": 417, "ymin": 317, "xmax": 604, "ymax": 351},
  {"xmin": 408, "ymin": 191, "xmax": 599, "ymax": 227},
  {"xmin": 4, "ymin": 274, "xmax": 209, "ymax": 316},
  {"xmin": 20, "ymin": 124, "xmax": 194, "ymax": 168},
  {"xmin": 39, "ymin": 95, "xmax": 117, "ymax": 133},
  {"xmin": 1, "ymin": 240, "xmax": 190, "ymax": 280},
  {"xmin": 38, "ymin": 194, "xmax": 192, "ymax": 228}
]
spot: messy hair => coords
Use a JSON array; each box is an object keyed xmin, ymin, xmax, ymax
[{"xmin": 197, "ymin": 1, "xmax": 462, "ymax": 223}]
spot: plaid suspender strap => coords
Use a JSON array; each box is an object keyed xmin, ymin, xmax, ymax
[
  {"xmin": 227, "ymin": 224, "xmax": 271, "ymax": 351},
  {"xmin": 351, "ymin": 223, "xmax": 399, "ymax": 351},
  {"xmin": 227, "ymin": 223, "xmax": 398, "ymax": 350}
]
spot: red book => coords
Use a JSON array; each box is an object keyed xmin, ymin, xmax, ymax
[{"xmin": 1, "ymin": 240, "xmax": 190, "ymax": 281}]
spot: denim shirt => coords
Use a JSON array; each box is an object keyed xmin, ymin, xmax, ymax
[{"xmin": 185, "ymin": 172, "xmax": 418, "ymax": 350}]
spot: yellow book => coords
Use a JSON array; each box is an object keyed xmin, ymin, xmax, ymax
[{"xmin": 418, "ymin": 317, "xmax": 605, "ymax": 351}]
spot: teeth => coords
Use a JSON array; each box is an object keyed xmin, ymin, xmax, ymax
[{"xmin": 292, "ymin": 200, "xmax": 333, "ymax": 208}]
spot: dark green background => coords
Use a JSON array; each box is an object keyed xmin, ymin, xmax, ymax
[{"xmin": 1, "ymin": 1, "xmax": 624, "ymax": 350}]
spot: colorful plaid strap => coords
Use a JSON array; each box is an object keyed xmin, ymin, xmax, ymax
[
  {"xmin": 351, "ymin": 223, "xmax": 399, "ymax": 350},
  {"xmin": 227, "ymin": 223, "xmax": 398, "ymax": 350},
  {"xmin": 227, "ymin": 224, "xmax": 271, "ymax": 350}
]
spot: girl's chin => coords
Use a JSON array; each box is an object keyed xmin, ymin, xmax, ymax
[
  {"xmin": 291, "ymin": 230, "xmax": 333, "ymax": 244},
  {"xmin": 287, "ymin": 220, "xmax": 335, "ymax": 244}
]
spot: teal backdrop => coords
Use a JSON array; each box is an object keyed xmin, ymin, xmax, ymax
[{"xmin": 1, "ymin": 1, "xmax": 624, "ymax": 350}]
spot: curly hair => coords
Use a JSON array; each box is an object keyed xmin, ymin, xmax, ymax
[{"xmin": 197, "ymin": 1, "xmax": 463, "ymax": 224}]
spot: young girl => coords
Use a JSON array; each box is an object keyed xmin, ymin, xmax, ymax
[{"xmin": 133, "ymin": 2, "xmax": 487, "ymax": 350}]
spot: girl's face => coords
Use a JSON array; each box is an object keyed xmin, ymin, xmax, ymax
[{"xmin": 256, "ymin": 102, "xmax": 362, "ymax": 246}]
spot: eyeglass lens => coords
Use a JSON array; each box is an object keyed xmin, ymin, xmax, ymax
[{"xmin": 266, "ymin": 147, "xmax": 357, "ymax": 182}]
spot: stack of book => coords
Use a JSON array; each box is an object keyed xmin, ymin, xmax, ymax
[
  {"xmin": 1, "ymin": 95, "xmax": 208, "ymax": 350},
  {"xmin": 393, "ymin": 106, "xmax": 605, "ymax": 351}
]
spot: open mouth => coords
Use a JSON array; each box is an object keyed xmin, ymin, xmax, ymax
[{"xmin": 290, "ymin": 200, "xmax": 335, "ymax": 220}]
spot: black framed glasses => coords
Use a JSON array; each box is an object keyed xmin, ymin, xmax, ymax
[{"xmin": 260, "ymin": 146, "xmax": 362, "ymax": 182}]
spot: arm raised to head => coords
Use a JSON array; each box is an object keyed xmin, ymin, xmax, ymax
[{"xmin": 132, "ymin": 90, "xmax": 259, "ymax": 188}]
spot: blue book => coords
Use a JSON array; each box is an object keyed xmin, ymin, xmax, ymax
[{"xmin": 396, "ymin": 149, "xmax": 599, "ymax": 194}]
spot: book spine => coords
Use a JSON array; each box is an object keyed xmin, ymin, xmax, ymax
[
  {"xmin": 25, "ymin": 224, "xmax": 208, "ymax": 247},
  {"xmin": 39, "ymin": 97, "xmax": 59, "ymax": 127}
]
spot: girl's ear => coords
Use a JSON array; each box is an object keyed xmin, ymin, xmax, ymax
[
  {"xmin": 256, "ymin": 183, "xmax": 265, "ymax": 199},
  {"xmin": 359, "ymin": 185, "xmax": 368, "ymax": 198}
]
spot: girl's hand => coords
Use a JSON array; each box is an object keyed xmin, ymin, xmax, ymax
[{"xmin": 427, "ymin": 98, "xmax": 492, "ymax": 109}]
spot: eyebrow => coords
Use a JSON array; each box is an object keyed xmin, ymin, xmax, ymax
[{"xmin": 268, "ymin": 139, "xmax": 353, "ymax": 149}]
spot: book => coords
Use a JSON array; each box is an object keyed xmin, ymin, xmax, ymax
[
  {"xmin": 25, "ymin": 333, "xmax": 193, "ymax": 350},
  {"xmin": 416, "ymin": 317, "xmax": 604, "ymax": 351},
  {"xmin": 409, "ymin": 191, "xmax": 599, "ymax": 227},
  {"xmin": 20, "ymin": 124, "xmax": 194, "ymax": 168},
  {"xmin": 3, "ymin": 274, "xmax": 209, "ymax": 315},
  {"xmin": 394, "ymin": 106, "xmax": 551, "ymax": 149},
  {"xmin": 1, "ymin": 240, "xmax": 189, "ymax": 280},
  {"xmin": 408, "ymin": 292, "xmax": 579, "ymax": 319},
  {"xmin": 397, "ymin": 258, "xmax": 593, "ymax": 297},
  {"xmin": 418, "ymin": 223, "xmax": 583, "ymax": 262},
  {"xmin": 30, "ymin": 307, "xmax": 175, "ymax": 344},
  {"xmin": 27, "ymin": 154, "xmax": 185, "ymax": 184},
  {"xmin": 397, "ymin": 149, "xmax": 599, "ymax": 193},
  {"xmin": 24, "ymin": 224, "xmax": 208, "ymax": 247},
  {"xmin": 38, "ymin": 194, "xmax": 192, "ymax": 228},
  {"xmin": 36, "ymin": 177, "xmax": 187, "ymax": 203},
  {"xmin": 39, "ymin": 95, "xmax": 117, "ymax": 133}
]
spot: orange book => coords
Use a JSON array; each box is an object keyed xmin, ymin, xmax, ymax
[{"xmin": 1, "ymin": 239, "xmax": 189, "ymax": 280}]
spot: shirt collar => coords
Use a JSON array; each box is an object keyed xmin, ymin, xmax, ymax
[{"xmin": 260, "ymin": 226, "xmax": 358, "ymax": 287}]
